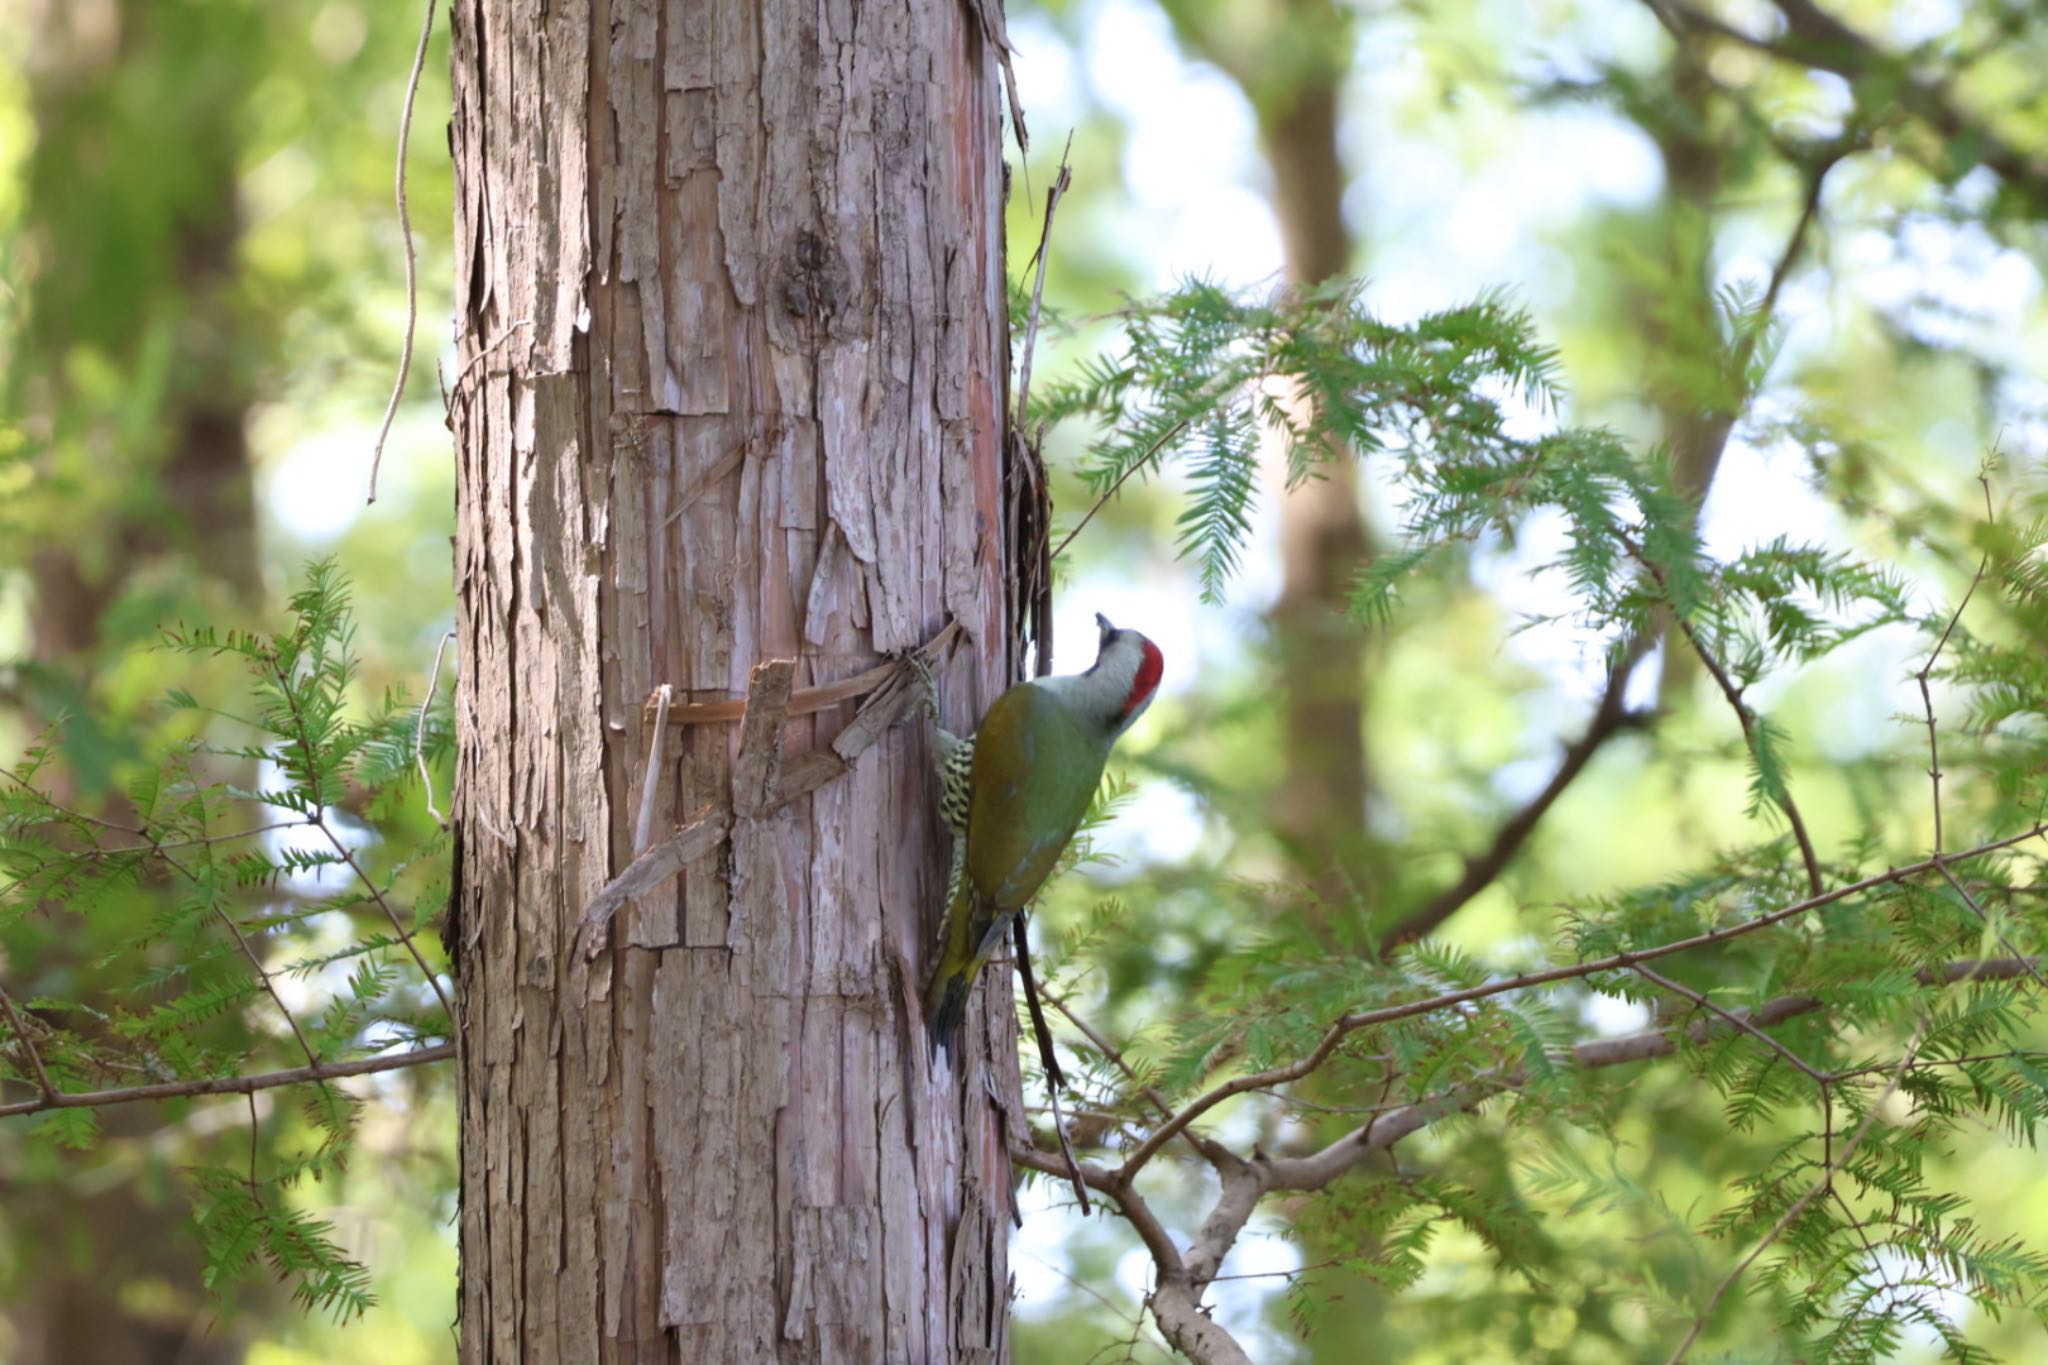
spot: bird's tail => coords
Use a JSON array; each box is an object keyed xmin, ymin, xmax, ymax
[
  {"xmin": 926, "ymin": 972, "xmax": 973, "ymax": 1057},
  {"xmin": 924, "ymin": 884, "xmax": 1011, "ymax": 1058}
]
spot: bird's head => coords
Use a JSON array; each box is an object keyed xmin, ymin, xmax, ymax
[{"xmin": 1085, "ymin": 612, "xmax": 1164, "ymax": 735}]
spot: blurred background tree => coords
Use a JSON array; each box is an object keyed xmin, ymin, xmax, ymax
[
  {"xmin": 2, "ymin": 0, "xmax": 2046, "ymax": 1360},
  {"xmin": 1, "ymin": 1, "xmax": 457, "ymax": 1360}
]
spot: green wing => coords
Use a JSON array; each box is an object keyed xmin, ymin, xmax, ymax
[{"xmin": 964, "ymin": 683, "xmax": 1108, "ymax": 910}]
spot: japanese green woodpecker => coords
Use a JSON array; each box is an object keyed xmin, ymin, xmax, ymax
[{"xmin": 924, "ymin": 613, "xmax": 1163, "ymax": 1053}]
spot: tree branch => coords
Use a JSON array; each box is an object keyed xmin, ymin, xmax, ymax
[
  {"xmin": 1384, "ymin": 644, "xmax": 1653, "ymax": 949},
  {"xmin": 1008, "ymin": 1138, "xmax": 1255, "ymax": 1363},
  {"xmin": 1116, "ymin": 823, "xmax": 2046, "ymax": 1177},
  {"xmin": 1010, "ymin": 1145, "xmax": 1183, "ymax": 1273},
  {"xmin": 0, "ymin": 1042, "xmax": 453, "ymax": 1120},
  {"xmin": 1645, "ymin": 0, "xmax": 2048, "ymax": 205},
  {"xmin": 1021, "ymin": 955, "xmax": 2042, "ymax": 1365},
  {"xmin": 1382, "ymin": 123, "xmax": 1843, "ymax": 953},
  {"xmin": 0, "ymin": 982, "xmax": 57, "ymax": 1101},
  {"xmin": 1617, "ymin": 531, "xmax": 1827, "ymax": 897},
  {"xmin": 1664, "ymin": 1017, "xmax": 1929, "ymax": 1363}
]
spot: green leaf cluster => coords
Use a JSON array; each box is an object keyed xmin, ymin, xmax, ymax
[{"xmin": 1, "ymin": 559, "xmax": 451, "ymax": 1319}]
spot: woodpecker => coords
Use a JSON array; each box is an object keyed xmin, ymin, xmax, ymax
[{"xmin": 924, "ymin": 613, "xmax": 1164, "ymax": 1053}]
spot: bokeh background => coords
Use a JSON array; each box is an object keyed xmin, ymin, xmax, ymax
[{"xmin": 2, "ymin": 0, "xmax": 2044, "ymax": 1360}]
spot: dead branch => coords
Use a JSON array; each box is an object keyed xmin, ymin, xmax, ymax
[{"xmin": 365, "ymin": 0, "xmax": 440, "ymax": 504}]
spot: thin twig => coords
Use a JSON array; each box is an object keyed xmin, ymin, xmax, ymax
[
  {"xmin": 0, "ymin": 983, "xmax": 57, "ymax": 1101},
  {"xmin": 1, "ymin": 770, "xmax": 304, "ymax": 853},
  {"xmin": 1908, "ymin": 480, "xmax": 2035, "ymax": 987},
  {"xmin": 1114, "ymin": 823, "xmax": 2047, "ymax": 1178},
  {"xmin": 1205, "ymin": 1255, "xmax": 1362, "ymax": 1284},
  {"xmin": 1679, "ymin": 612, "xmax": 1823, "ymax": 895},
  {"xmin": 1050, "ymin": 418, "xmax": 1193, "ymax": 563},
  {"xmin": 1014, "ymin": 135, "xmax": 1073, "ymax": 430},
  {"xmin": 1832, "ymin": 1041, "xmax": 2048, "ymax": 1081},
  {"xmin": 324, "ymin": 831, "xmax": 457, "ymax": 1056},
  {"xmin": 1916, "ymin": 474, "xmax": 1994, "ymax": 854},
  {"xmin": 1013, "ymin": 1248, "xmax": 1167, "ymax": 1355},
  {"xmin": 1932, "ymin": 862, "xmax": 2048, "ymax": 994},
  {"xmin": 417, "ymin": 630, "xmax": 455, "ymax": 827},
  {"xmin": 1631, "ymin": 960, "xmax": 1831, "ymax": 1083},
  {"xmin": 1042, "ymin": 989, "xmax": 1234, "ymax": 1166},
  {"xmin": 365, "ymin": 0, "xmax": 440, "ymax": 504},
  {"xmin": 1664, "ymin": 1020, "xmax": 1929, "ymax": 1364},
  {"xmin": 1044, "ymin": 991, "xmax": 1173, "ymax": 1121},
  {"xmin": 265, "ymin": 650, "xmax": 458, "ymax": 1057},
  {"xmin": 0, "ymin": 1043, "xmax": 452, "ymax": 1120},
  {"xmin": 162, "ymin": 827, "xmax": 328, "ymax": 1079},
  {"xmin": 1622, "ymin": 532, "xmax": 1825, "ymax": 897}
]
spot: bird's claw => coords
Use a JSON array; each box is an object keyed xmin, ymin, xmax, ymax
[{"xmin": 902, "ymin": 652, "xmax": 942, "ymax": 726}]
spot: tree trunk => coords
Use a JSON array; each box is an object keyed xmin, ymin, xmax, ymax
[
  {"xmin": 1258, "ymin": 60, "xmax": 1379, "ymax": 919},
  {"xmin": 1160, "ymin": 0, "xmax": 1380, "ymax": 916},
  {"xmin": 447, "ymin": 2, "xmax": 1020, "ymax": 1360},
  {"xmin": 1629, "ymin": 58, "xmax": 1737, "ymax": 709}
]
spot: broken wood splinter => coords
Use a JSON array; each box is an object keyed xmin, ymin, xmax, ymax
[
  {"xmin": 578, "ymin": 622, "xmax": 963, "ymax": 960},
  {"xmin": 640, "ymin": 621, "xmax": 962, "ymax": 728}
]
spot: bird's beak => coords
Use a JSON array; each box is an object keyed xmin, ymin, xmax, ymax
[{"xmin": 1095, "ymin": 612, "xmax": 1115, "ymax": 637}]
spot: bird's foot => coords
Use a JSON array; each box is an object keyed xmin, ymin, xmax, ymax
[{"xmin": 900, "ymin": 651, "xmax": 942, "ymax": 726}]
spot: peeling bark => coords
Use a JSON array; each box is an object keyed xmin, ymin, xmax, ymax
[{"xmin": 449, "ymin": 1, "xmax": 1020, "ymax": 1359}]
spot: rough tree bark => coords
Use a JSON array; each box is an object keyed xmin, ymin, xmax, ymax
[{"xmin": 448, "ymin": 1, "xmax": 1022, "ymax": 1360}]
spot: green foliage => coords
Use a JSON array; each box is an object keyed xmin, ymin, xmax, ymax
[
  {"xmin": 1034, "ymin": 280, "xmax": 1563, "ymax": 601},
  {"xmin": 1023, "ymin": 261, "xmax": 2048, "ymax": 1360},
  {"xmin": 1, "ymin": 560, "xmax": 451, "ymax": 1320},
  {"xmin": 193, "ymin": 1167, "xmax": 378, "ymax": 1322}
]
